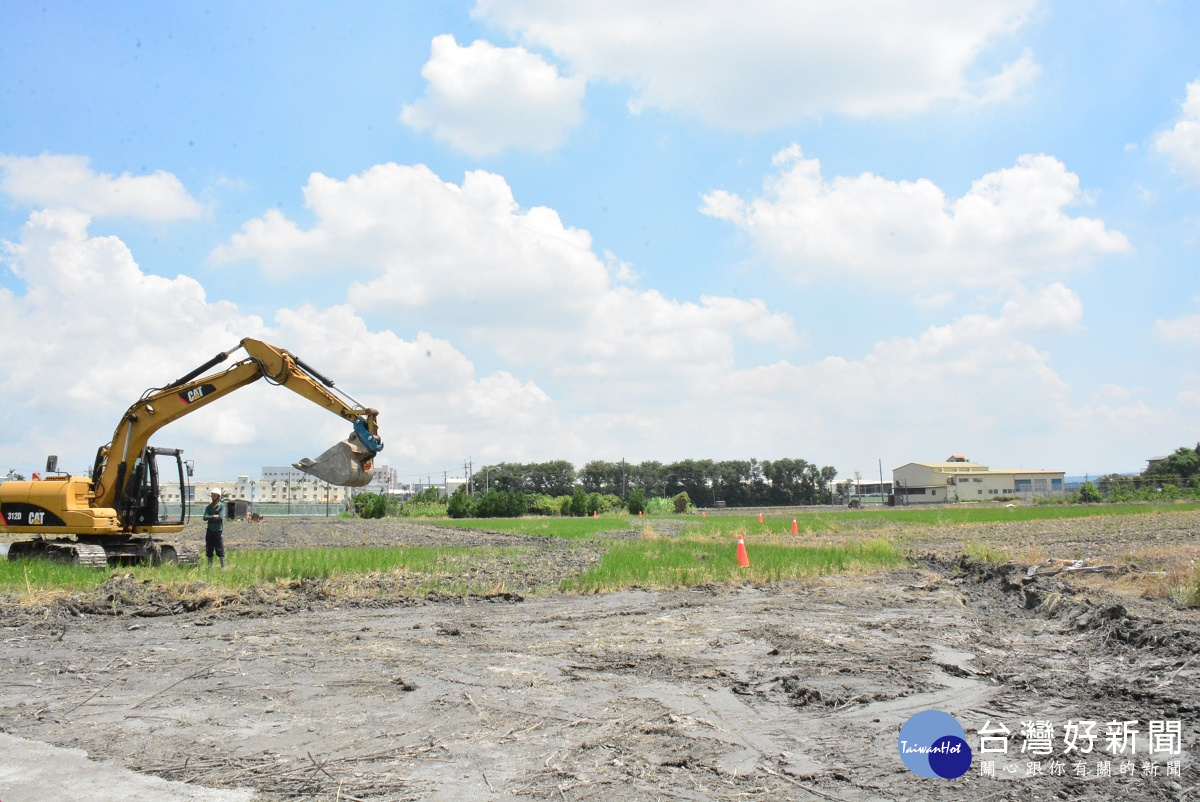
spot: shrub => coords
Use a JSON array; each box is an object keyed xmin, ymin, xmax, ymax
[
  {"xmin": 474, "ymin": 490, "xmax": 528, "ymax": 518},
  {"xmin": 570, "ymin": 487, "xmax": 588, "ymax": 517},
  {"xmin": 447, "ymin": 488, "xmax": 475, "ymax": 519},
  {"xmin": 1107, "ymin": 484, "xmax": 1134, "ymax": 503},
  {"xmin": 368, "ymin": 494, "xmax": 391, "ymax": 519},
  {"xmin": 1077, "ymin": 482, "xmax": 1102, "ymax": 504},
  {"xmin": 351, "ymin": 492, "xmax": 390, "ymax": 519},
  {"xmin": 673, "ymin": 491, "xmax": 692, "ymax": 514},
  {"xmin": 600, "ymin": 494, "xmax": 624, "ymax": 513},
  {"xmin": 627, "ymin": 489, "xmax": 646, "ymax": 515},
  {"xmin": 527, "ymin": 493, "xmax": 559, "ymax": 516},
  {"xmin": 398, "ymin": 487, "xmax": 448, "ymax": 517},
  {"xmin": 645, "ymin": 496, "xmax": 674, "ymax": 515}
]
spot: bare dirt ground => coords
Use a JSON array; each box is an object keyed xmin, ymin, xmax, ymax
[{"xmin": 1, "ymin": 511, "xmax": 1198, "ymax": 801}]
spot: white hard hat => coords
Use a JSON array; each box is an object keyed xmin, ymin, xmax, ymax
[{"xmin": 209, "ymin": 488, "xmax": 221, "ymax": 496}]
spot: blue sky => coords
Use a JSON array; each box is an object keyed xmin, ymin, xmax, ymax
[{"xmin": 2, "ymin": 0, "xmax": 1198, "ymax": 484}]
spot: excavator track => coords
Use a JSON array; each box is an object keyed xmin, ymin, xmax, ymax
[
  {"xmin": 7, "ymin": 538, "xmax": 200, "ymax": 568},
  {"xmin": 80, "ymin": 537, "xmax": 203, "ymax": 567},
  {"xmin": 7, "ymin": 539, "xmax": 109, "ymax": 568},
  {"xmin": 157, "ymin": 543, "xmax": 200, "ymax": 567},
  {"xmin": 72, "ymin": 544, "xmax": 110, "ymax": 568}
]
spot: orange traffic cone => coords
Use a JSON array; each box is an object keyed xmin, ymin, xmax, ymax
[
  {"xmin": 593, "ymin": 510, "xmax": 598, "ymax": 518},
  {"xmin": 736, "ymin": 535, "xmax": 750, "ymax": 567},
  {"xmin": 791, "ymin": 518, "xmax": 799, "ymax": 534},
  {"xmin": 638, "ymin": 510, "xmax": 643, "ymax": 518},
  {"xmin": 757, "ymin": 513, "xmax": 763, "ymax": 523},
  {"xmin": 702, "ymin": 511, "xmax": 707, "ymax": 517}
]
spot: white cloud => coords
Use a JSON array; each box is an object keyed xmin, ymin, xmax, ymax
[
  {"xmin": 663, "ymin": 308, "xmax": 1067, "ymax": 469},
  {"xmin": 0, "ymin": 202, "xmax": 1177, "ymax": 481},
  {"xmin": 212, "ymin": 163, "xmax": 799, "ymax": 387},
  {"xmin": 0, "ymin": 208, "xmax": 257, "ymax": 466},
  {"xmin": 701, "ymin": 148, "xmax": 1129, "ymax": 288},
  {"xmin": 535, "ymin": 280, "xmax": 1182, "ymax": 475},
  {"xmin": 267, "ymin": 305, "xmax": 578, "ymax": 467},
  {"xmin": 1155, "ymin": 313, "xmax": 1200, "ymax": 344},
  {"xmin": 474, "ymin": 0, "xmax": 1041, "ymax": 129},
  {"xmin": 998, "ymin": 283, "xmax": 1083, "ymax": 334},
  {"xmin": 0, "ymin": 154, "xmax": 203, "ymax": 220},
  {"xmin": 696, "ymin": 287, "xmax": 1127, "ymax": 472},
  {"xmin": 1154, "ymin": 78, "xmax": 1200, "ymax": 185},
  {"xmin": 213, "ymin": 163, "xmax": 601, "ymax": 288},
  {"xmin": 966, "ymin": 48, "xmax": 1041, "ymax": 107},
  {"xmin": 401, "ymin": 34, "xmax": 585, "ymax": 156},
  {"xmin": 202, "ymin": 158, "xmax": 1156, "ymax": 475},
  {"xmin": 1097, "ymin": 384, "xmax": 1133, "ymax": 402},
  {"xmin": 0, "ymin": 208, "xmax": 573, "ymax": 477},
  {"xmin": 913, "ymin": 291, "xmax": 955, "ymax": 309}
]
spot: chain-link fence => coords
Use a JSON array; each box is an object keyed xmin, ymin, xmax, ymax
[
  {"xmin": 185, "ymin": 501, "xmax": 350, "ymax": 519},
  {"xmin": 1070, "ymin": 474, "xmax": 1199, "ymax": 502}
]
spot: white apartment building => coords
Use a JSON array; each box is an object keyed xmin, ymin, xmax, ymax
[
  {"xmin": 158, "ymin": 464, "xmax": 466, "ymax": 512},
  {"xmin": 159, "ymin": 464, "xmax": 401, "ymax": 506},
  {"xmin": 160, "ymin": 474, "xmax": 351, "ymax": 505}
]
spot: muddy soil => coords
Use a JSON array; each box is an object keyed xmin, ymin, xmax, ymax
[{"xmin": 1, "ymin": 512, "xmax": 1198, "ymax": 801}]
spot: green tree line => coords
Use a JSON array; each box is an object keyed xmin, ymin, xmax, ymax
[
  {"xmin": 1051, "ymin": 442, "xmax": 1200, "ymax": 505},
  {"xmin": 1144, "ymin": 443, "xmax": 1200, "ymax": 480},
  {"xmin": 475, "ymin": 458, "xmax": 837, "ymax": 507}
]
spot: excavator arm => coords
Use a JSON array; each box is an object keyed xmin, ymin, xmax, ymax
[{"xmin": 91, "ymin": 338, "xmax": 383, "ymax": 512}]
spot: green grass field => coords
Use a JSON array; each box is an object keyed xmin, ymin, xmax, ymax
[
  {"xmin": 0, "ymin": 545, "xmax": 521, "ymax": 596},
  {"xmin": 560, "ymin": 538, "xmax": 904, "ymax": 593},
  {"xmin": 435, "ymin": 502, "xmax": 1200, "ymax": 541},
  {"xmin": 3, "ymin": 503, "xmax": 1198, "ymax": 602},
  {"xmin": 672, "ymin": 502, "xmax": 1200, "ymax": 537},
  {"xmin": 396, "ymin": 501, "xmax": 1200, "ymax": 537},
  {"xmin": 1, "ymin": 538, "xmax": 903, "ymax": 598},
  {"xmin": 437, "ymin": 516, "xmax": 636, "ymax": 538}
]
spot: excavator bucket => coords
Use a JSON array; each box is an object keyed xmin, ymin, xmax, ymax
[{"xmin": 293, "ymin": 435, "xmax": 375, "ymax": 487}]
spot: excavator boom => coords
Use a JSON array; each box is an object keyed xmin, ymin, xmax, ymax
[{"xmin": 92, "ymin": 338, "xmax": 383, "ymax": 512}]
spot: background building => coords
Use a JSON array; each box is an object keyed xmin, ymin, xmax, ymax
[
  {"xmin": 893, "ymin": 456, "xmax": 1065, "ymax": 504},
  {"xmin": 835, "ymin": 478, "xmax": 894, "ymax": 506},
  {"xmin": 158, "ymin": 462, "xmax": 468, "ymax": 517},
  {"xmin": 162, "ymin": 473, "xmax": 351, "ymax": 506}
]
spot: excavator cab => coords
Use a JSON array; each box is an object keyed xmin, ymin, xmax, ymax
[{"xmin": 117, "ymin": 447, "xmax": 189, "ymax": 530}]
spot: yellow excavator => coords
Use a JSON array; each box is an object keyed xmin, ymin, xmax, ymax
[{"xmin": 1, "ymin": 338, "xmax": 383, "ymax": 567}]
